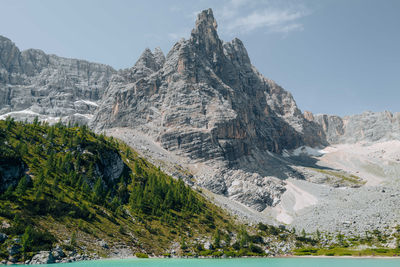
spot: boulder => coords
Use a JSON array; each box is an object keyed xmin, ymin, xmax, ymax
[
  {"xmin": 51, "ymin": 245, "xmax": 64, "ymax": 260},
  {"xmin": 99, "ymin": 240, "xmax": 109, "ymax": 249},
  {"xmin": 29, "ymin": 251, "xmax": 55, "ymax": 265}
]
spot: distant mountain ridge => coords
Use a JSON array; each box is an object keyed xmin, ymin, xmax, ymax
[
  {"xmin": 305, "ymin": 110, "xmax": 400, "ymax": 144},
  {"xmin": 0, "ymin": 35, "xmax": 115, "ymax": 125}
]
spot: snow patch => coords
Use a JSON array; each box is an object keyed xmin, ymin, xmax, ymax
[
  {"xmin": 73, "ymin": 113, "xmax": 93, "ymax": 120},
  {"xmin": 0, "ymin": 109, "xmax": 40, "ymax": 120},
  {"xmin": 291, "ymin": 146, "xmax": 327, "ymax": 157},
  {"xmin": 74, "ymin": 99, "xmax": 99, "ymax": 107}
]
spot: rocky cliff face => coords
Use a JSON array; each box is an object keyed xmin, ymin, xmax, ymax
[
  {"xmin": 0, "ymin": 36, "xmax": 115, "ymax": 124},
  {"xmin": 92, "ymin": 9, "xmax": 326, "ymax": 153},
  {"xmin": 90, "ymin": 9, "xmax": 326, "ymax": 211},
  {"xmin": 310, "ymin": 111, "xmax": 400, "ymax": 144}
]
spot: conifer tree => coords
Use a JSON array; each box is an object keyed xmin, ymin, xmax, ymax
[{"xmin": 21, "ymin": 225, "xmax": 33, "ymax": 253}]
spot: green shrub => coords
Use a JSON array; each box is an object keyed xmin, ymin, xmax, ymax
[
  {"xmin": 199, "ymin": 250, "xmax": 212, "ymax": 256},
  {"xmin": 257, "ymin": 223, "xmax": 268, "ymax": 231},
  {"xmin": 135, "ymin": 252, "xmax": 148, "ymax": 258},
  {"xmin": 373, "ymin": 248, "xmax": 389, "ymax": 253},
  {"xmin": 212, "ymin": 251, "xmax": 223, "ymax": 257},
  {"xmin": 297, "ymin": 248, "xmax": 318, "ymax": 253},
  {"xmin": 249, "ymin": 243, "xmax": 264, "ymax": 254}
]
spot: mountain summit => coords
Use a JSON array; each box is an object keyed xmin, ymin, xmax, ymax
[{"xmin": 90, "ymin": 9, "xmax": 327, "ymax": 211}]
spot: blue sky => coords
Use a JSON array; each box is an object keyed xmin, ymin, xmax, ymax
[{"xmin": 1, "ymin": 0, "xmax": 399, "ymax": 116}]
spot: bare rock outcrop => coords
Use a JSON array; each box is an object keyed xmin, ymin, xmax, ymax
[
  {"xmin": 0, "ymin": 35, "xmax": 115, "ymax": 124},
  {"xmin": 313, "ymin": 111, "xmax": 400, "ymax": 144}
]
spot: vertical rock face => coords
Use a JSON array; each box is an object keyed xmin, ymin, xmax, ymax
[
  {"xmin": 312, "ymin": 111, "xmax": 400, "ymax": 144},
  {"xmin": 0, "ymin": 36, "xmax": 115, "ymax": 124},
  {"xmin": 92, "ymin": 9, "xmax": 326, "ymax": 154},
  {"xmin": 90, "ymin": 9, "xmax": 327, "ymax": 211}
]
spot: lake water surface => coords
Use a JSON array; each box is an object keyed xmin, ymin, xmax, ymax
[{"xmin": 17, "ymin": 258, "xmax": 400, "ymax": 267}]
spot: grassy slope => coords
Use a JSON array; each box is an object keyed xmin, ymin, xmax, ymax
[
  {"xmin": 310, "ymin": 167, "xmax": 366, "ymax": 186},
  {"xmin": 0, "ymin": 119, "xmax": 296, "ymax": 262}
]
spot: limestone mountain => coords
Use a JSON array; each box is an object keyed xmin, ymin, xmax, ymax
[
  {"xmin": 0, "ymin": 35, "xmax": 115, "ymax": 124},
  {"xmin": 90, "ymin": 9, "xmax": 327, "ymax": 211},
  {"xmin": 307, "ymin": 110, "xmax": 400, "ymax": 144}
]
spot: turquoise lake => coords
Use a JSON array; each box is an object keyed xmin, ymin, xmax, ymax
[{"xmin": 14, "ymin": 258, "xmax": 400, "ymax": 267}]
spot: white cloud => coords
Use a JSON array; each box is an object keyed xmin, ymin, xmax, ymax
[
  {"xmin": 271, "ymin": 23, "xmax": 304, "ymax": 33},
  {"xmin": 219, "ymin": 0, "xmax": 250, "ymax": 20},
  {"xmin": 226, "ymin": 8, "xmax": 308, "ymax": 33},
  {"xmin": 167, "ymin": 0, "xmax": 309, "ymax": 41},
  {"xmin": 217, "ymin": 0, "xmax": 310, "ymax": 35},
  {"xmin": 230, "ymin": 0, "xmax": 249, "ymax": 8}
]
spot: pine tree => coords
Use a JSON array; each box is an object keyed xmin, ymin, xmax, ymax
[
  {"xmin": 238, "ymin": 226, "xmax": 250, "ymax": 248},
  {"xmin": 316, "ymin": 229, "xmax": 321, "ymax": 241},
  {"xmin": 5, "ymin": 116, "xmax": 15, "ymax": 131},
  {"xmin": 46, "ymin": 152, "xmax": 55, "ymax": 173},
  {"xmin": 92, "ymin": 177, "xmax": 104, "ymax": 204},
  {"xmin": 21, "ymin": 225, "xmax": 33, "ymax": 253},
  {"xmin": 213, "ymin": 228, "xmax": 221, "ymax": 248},
  {"xmin": 33, "ymin": 116, "xmax": 40, "ymax": 127},
  {"xmin": 87, "ymin": 162, "xmax": 94, "ymax": 178},
  {"xmin": 15, "ymin": 176, "xmax": 29, "ymax": 195}
]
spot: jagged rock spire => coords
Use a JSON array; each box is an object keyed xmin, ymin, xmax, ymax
[
  {"xmin": 134, "ymin": 48, "xmax": 160, "ymax": 71},
  {"xmin": 153, "ymin": 47, "xmax": 165, "ymax": 68},
  {"xmin": 134, "ymin": 47, "xmax": 165, "ymax": 72},
  {"xmin": 190, "ymin": 9, "xmax": 224, "ymax": 64},
  {"xmin": 0, "ymin": 35, "xmax": 22, "ymax": 73}
]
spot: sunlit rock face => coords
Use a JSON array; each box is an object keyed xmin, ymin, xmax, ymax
[
  {"xmin": 312, "ymin": 111, "xmax": 400, "ymax": 144},
  {"xmin": 0, "ymin": 35, "xmax": 115, "ymax": 124},
  {"xmin": 91, "ymin": 9, "xmax": 327, "ymax": 211}
]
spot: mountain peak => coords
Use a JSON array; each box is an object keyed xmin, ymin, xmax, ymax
[
  {"xmin": 153, "ymin": 47, "xmax": 166, "ymax": 68},
  {"xmin": 190, "ymin": 8, "xmax": 224, "ymax": 66},
  {"xmin": 195, "ymin": 8, "xmax": 217, "ymax": 31},
  {"xmin": 134, "ymin": 48, "xmax": 160, "ymax": 71},
  {"xmin": 191, "ymin": 9, "xmax": 218, "ymax": 41}
]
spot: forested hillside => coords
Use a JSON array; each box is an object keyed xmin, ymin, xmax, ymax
[{"xmin": 0, "ymin": 118, "xmax": 294, "ymax": 263}]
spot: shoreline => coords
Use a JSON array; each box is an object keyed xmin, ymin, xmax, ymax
[
  {"xmin": 3, "ymin": 254, "xmax": 400, "ymax": 265},
  {"xmin": 280, "ymin": 255, "xmax": 400, "ymax": 259},
  {"xmin": 106, "ymin": 254, "xmax": 400, "ymax": 260}
]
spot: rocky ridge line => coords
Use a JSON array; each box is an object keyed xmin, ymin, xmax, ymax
[{"xmin": 0, "ymin": 35, "xmax": 115, "ymax": 125}]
